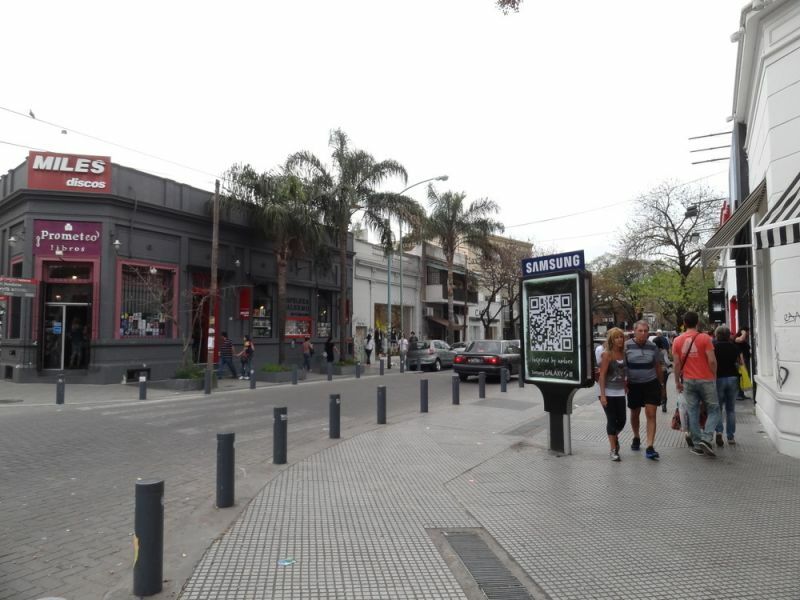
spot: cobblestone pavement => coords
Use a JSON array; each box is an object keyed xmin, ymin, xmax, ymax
[
  {"xmin": 0, "ymin": 366, "xmax": 453, "ymax": 600},
  {"xmin": 180, "ymin": 387, "xmax": 800, "ymax": 600}
]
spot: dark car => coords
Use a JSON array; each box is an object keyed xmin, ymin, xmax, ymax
[
  {"xmin": 407, "ymin": 339, "xmax": 456, "ymax": 371},
  {"xmin": 453, "ymin": 339, "xmax": 521, "ymax": 381}
]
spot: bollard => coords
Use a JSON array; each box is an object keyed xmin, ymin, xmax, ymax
[
  {"xmin": 292, "ymin": 365, "xmax": 298, "ymax": 385},
  {"xmin": 216, "ymin": 433, "xmax": 235, "ymax": 508},
  {"xmin": 379, "ymin": 358, "xmax": 385, "ymax": 376},
  {"xmin": 519, "ymin": 370, "xmax": 525, "ymax": 388},
  {"xmin": 400, "ymin": 357, "xmax": 405, "ymax": 373},
  {"xmin": 273, "ymin": 407, "xmax": 287, "ymax": 464},
  {"xmin": 452, "ymin": 374, "xmax": 460, "ymax": 405},
  {"xmin": 139, "ymin": 374, "xmax": 147, "ymax": 401},
  {"xmin": 479, "ymin": 371, "xmax": 486, "ymax": 399},
  {"xmin": 56, "ymin": 374, "xmax": 65, "ymax": 405},
  {"xmin": 327, "ymin": 361, "xmax": 333, "ymax": 381},
  {"xmin": 420, "ymin": 379, "xmax": 429, "ymax": 413},
  {"xmin": 377, "ymin": 385, "xmax": 387, "ymax": 424},
  {"xmin": 329, "ymin": 394, "xmax": 341, "ymax": 439},
  {"xmin": 133, "ymin": 479, "xmax": 164, "ymax": 597},
  {"xmin": 356, "ymin": 362, "xmax": 361, "ymax": 379},
  {"xmin": 500, "ymin": 368, "xmax": 508, "ymax": 393},
  {"xmin": 204, "ymin": 369, "xmax": 212, "ymax": 395},
  {"xmin": 250, "ymin": 369, "xmax": 256, "ymax": 389}
]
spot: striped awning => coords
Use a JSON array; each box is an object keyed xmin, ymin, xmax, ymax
[
  {"xmin": 702, "ymin": 179, "xmax": 766, "ymax": 263},
  {"xmin": 755, "ymin": 170, "xmax": 800, "ymax": 250}
]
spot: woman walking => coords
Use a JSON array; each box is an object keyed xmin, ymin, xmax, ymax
[
  {"xmin": 714, "ymin": 325, "xmax": 743, "ymax": 446},
  {"xmin": 237, "ymin": 335, "xmax": 255, "ymax": 379},
  {"xmin": 364, "ymin": 333, "xmax": 374, "ymax": 365},
  {"xmin": 598, "ymin": 327, "xmax": 627, "ymax": 461}
]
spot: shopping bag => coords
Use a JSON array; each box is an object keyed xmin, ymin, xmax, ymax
[
  {"xmin": 671, "ymin": 408, "xmax": 681, "ymax": 431},
  {"xmin": 738, "ymin": 364, "xmax": 752, "ymax": 391}
]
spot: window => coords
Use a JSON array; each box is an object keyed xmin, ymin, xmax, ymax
[
  {"xmin": 119, "ymin": 264, "xmax": 174, "ymax": 337},
  {"xmin": 252, "ymin": 288, "xmax": 272, "ymax": 338},
  {"xmin": 8, "ymin": 260, "xmax": 22, "ymax": 339},
  {"xmin": 316, "ymin": 290, "xmax": 333, "ymax": 338}
]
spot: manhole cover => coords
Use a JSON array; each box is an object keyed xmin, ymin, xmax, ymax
[{"xmin": 0, "ymin": 399, "xmax": 23, "ymax": 404}]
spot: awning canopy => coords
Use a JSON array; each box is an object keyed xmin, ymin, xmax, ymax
[
  {"xmin": 755, "ymin": 170, "xmax": 800, "ymax": 250},
  {"xmin": 426, "ymin": 315, "xmax": 451, "ymax": 328},
  {"xmin": 702, "ymin": 179, "xmax": 766, "ymax": 263}
]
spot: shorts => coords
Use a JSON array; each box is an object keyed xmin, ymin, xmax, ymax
[{"xmin": 627, "ymin": 379, "xmax": 662, "ymax": 409}]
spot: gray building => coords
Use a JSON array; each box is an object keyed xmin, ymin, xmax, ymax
[{"xmin": 0, "ymin": 151, "xmax": 350, "ymax": 383}]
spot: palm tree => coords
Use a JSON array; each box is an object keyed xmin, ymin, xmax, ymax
[
  {"xmin": 288, "ymin": 129, "xmax": 426, "ymax": 356},
  {"xmin": 222, "ymin": 163, "xmax": 324, "ymax": 365},
  {"xmin": 425, "ymin": 185, "xmax": 504, "ymax": 344}
]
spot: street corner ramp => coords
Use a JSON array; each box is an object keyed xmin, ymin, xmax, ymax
[{"xmin": 428, "ymin": 527, "xmax": 550, "ymax": 600}]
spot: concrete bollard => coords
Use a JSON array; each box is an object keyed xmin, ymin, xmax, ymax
[
  {"xmin": 452, "ymin": 374, "xmax": 460, "ymax": 405},
  {"xmin": 139, "ymin": 373, "xmax": 148, "ymax": 400},
  {"xmin": 329, "ymin": 394, "xmax": 341, "ymax": 439},
  {"xmin": 133, "ymin": 479, "xmax": 164, "ymax": 597},
  {"xmin": 327, "ymin": 361, "xmax": 333, "ymax": 381},
  {"xmin": 377, "ymin": 385, "xmax": 387, "ymax": 424},
  {"xmin": 216, "ymin": 433, "xmax": 235, "ymax": 508},
  {"xmin": 204, "ymin": 369, "xmax": 212, "ymax": 395},
  {"xmin": 273, "ymin": 407, "xmax": 287, "ymax": 465},
  {"xmin": 500, "ymin": 368, "xmax": 508, "ymax": 393},
  {"xmin": 292, "ymin": 366, "xmax": 298, "ymax": 385},
  {"xmin": 420, "ymin": 379, "xmax": 429, "ymax": 413},
  {"xmin": 379, "ymin": 358, "xmax": 385, "ymax": 376},
  {"xmin": 479, "ymin": 372, "xmax": 486, "ymax": 399},
  {"xmin": 356, "ymin": 362, "xmax": 361, "ymax": 379},
  {"xmin": 56, "ymin": 375, "xmax": 65, "ymax": 405},
  {"xmin": 250, "ymin": 369, "xmax": 256, "ymax": 389}
]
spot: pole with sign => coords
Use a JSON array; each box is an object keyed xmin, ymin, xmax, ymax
[{"xmin": 520, "ymin": 250, "xmax": 593, "ymax": 455}]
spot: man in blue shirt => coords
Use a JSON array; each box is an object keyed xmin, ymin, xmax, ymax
[{"xmin": 625, "ymin": 321, "xmax": 664, "ymax": 459}]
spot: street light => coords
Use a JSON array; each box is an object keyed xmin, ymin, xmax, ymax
[{"xmin": 386, "ymin": 174, "xmax": 447, "ymax": 367}]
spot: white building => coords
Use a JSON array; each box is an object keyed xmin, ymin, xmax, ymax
[{"xmin": 705, "ymin": 0, "xmax": 800, "ymax": 457}]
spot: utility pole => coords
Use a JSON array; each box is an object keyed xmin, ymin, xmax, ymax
[{"xmin": 206, "ymin": 179, "xmax": 220, "ymax": 383}]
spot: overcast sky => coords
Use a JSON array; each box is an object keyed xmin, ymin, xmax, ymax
[{"xmin": 0, "ymin": 0, "xmax": 741, "ymax": 260}]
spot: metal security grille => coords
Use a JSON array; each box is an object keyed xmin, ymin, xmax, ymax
[{"xmin": 445, "ymin": 531, "xmax": 533, "ymax": 600}]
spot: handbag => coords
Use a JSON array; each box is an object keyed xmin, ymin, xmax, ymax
[{"xmin": 738, "ymin": 364, "xmax": 752, "ymax": 391}]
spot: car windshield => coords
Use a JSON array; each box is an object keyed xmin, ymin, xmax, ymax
[{"xmin": 466, "ymin": 341, "xmax": 502, "ymax": 354}]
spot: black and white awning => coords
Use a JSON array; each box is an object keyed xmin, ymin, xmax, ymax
[
  {"xmin": 702, "ymin": 179, "xmax": 766, "ymax": 263},
  {"xmin": 755, "ymin": 170, "xmax": 800, "ymax": 250}
]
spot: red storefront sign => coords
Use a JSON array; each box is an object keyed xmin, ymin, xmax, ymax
[
  {"xmin": 239, "ymin": 287, "xmax": 252, "ymax": 319},
  {"xmin": 34, "ymin": 220, "xmax": 103, "ymax": 258},
  {"xmin": 27, "ymin": 151, "xmax": 111, "ymax": 193}
]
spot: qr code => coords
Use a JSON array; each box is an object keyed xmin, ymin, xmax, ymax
[{"xmin": 528, "ymin": 294, "xmax": 573, "ymax": 352}]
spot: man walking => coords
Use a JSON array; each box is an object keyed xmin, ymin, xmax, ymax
[
  {"xmin": 218, "ymin": 332, "xmax": 238, "ymax": 379},
  {"xmin": 652, "ymin": 329, "xmax": 671, "ymax": 412},
  {"xmin": 673, "ymin": 311, "xmax": 720, "ymax": 457},
  {"xmin": 625, "ymin": 321, "xmax": 663, "ymax": 460}
]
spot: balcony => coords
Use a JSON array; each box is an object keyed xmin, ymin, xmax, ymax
[{"xmin": 426, "ymin": 284, "xmax": 477, "ymax": 304}]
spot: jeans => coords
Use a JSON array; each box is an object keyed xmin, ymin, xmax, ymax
[
  {"xmin": 240, "ymin": 356, "xmax": 252, "ymax": 378},
  {"xmin": 303, "ymin": 352, "xmax": 311, "ymax": 371},
  {"xmin": 683, "ymin": 379, "xmax": 720, "ymax": 445},
  {"xmin": 715, "ymin": 376, "xmax": 738, "ymax": 439},
  {"xmin": 218, "ymin": 356, "xmax": 237, "ymax": 379}
]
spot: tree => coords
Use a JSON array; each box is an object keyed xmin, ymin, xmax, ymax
[
  {"xmin": 288, "ymin": 129, "xmax": 426, "ymax": 355},
  {"xmin": 222, "ymin": 164, "xmax": 324, "ymax": 365},
  {"xmin": 589, "ymin": 253, "xmax": 655, "ymax": 327},
  {"xmin": 630, "ymin": 264, "xmax": 716, "ymax": 328},
  {"xmin": 620, "ymin": 181, "xmax": 722, "ymax": 320},
  {"xmin": 425, "ymin": 185, "xmax": 504, "ymax": 344},
  {"xmin": 496, "ymin": 0, "xmax": 523, "ymax": 13}
]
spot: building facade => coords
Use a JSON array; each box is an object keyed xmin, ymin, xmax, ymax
[{"xmin": 0, "ymin": 152, "xmax": 350, "ymax": 383}]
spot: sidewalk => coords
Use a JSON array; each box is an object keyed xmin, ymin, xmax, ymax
[{"xmin": 178, "ymin": 385, "xmax": 800, "ymax": 600}]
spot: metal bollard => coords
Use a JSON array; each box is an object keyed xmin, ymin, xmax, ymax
[
  {"xmin": 452, "ymin": 374, "xmax": 460, "ymax": 405},
  {"xmin": 356, "ymin": 362, "xmax": 361, "ymax": 379},
  {"xmin": 139, "ymin": 374, "xmax": 147, "ymax": 400},
  {"xmin": 379, "ymin": 358, "xmax": 385, "ymax": 376},
  {"xmin": 204, "ymin": 369, "xmax": 212, "ymax": 395},
  {"xmin": 420, "ymin": 379, "xmax": 429, "ymax": 413},
  {"xmin": 292, "ymin": 366, "xmax": 298, "ymax": 385},
  {"xmin": 479, "ymin": 372, "xmax": 486, "ymax": 399},
  {"xmin": 250, "ymin": 369, "xmax": 256, "ymax": 389},
  {"xmin": 377, "ymin": 385, "xmax": 387, "ymax": 424},
  {"xmin": 519, "ymin": 370, "xmax": 525, "ymax": 388},
  {"xmin": 329, "ymin": 394, "xmax": 341, "ymax": 439},
  {"xmin": 327, "ymin": 361, "xmax": 333, "ymax": 381},
  {"xmin": 56, "ymin": 375, "xmax": 65, "ymax": 405},
  {"xmin": 216, "ymin": 433, "xmax": 235, "ymax": 508},
  {"xmin": 133, "ymin": 479, "xmax": 164, "ymax": 597},
  {"xmin": 500, "ymin": 368, "xmax": 508, "ymax": 393},
  {"xmin": 273, "ymin": 407, "xmax": 287, "ymax": 464}
]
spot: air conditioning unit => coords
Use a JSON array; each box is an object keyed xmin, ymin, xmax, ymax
[{"xmin": 423, "ymin": 307, "xmax": 434, "ymax": 317}]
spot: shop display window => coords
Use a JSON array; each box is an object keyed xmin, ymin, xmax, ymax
[
  {"xmin": 252, "ymin": 289, "xmax": 272, "ymax": 338},
  {"xmin": 316, "ymin": 290, "xmax": 332, "ymax": 338},
  {"xmin": 119, "ymin": 264, "xmax": 175, "ymax": 337},
  {"xmin": 285, "ymin": 316, "xmax": 312, "ymax": 338}
]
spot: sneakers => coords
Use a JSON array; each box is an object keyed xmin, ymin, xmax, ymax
[
  {"xmin": 715, "ymin": 433, "xmax": 724, "ymax": 447},
  {"xmin": 684, "ymin": 432, "xmax": 694, "ymax": 447},
  {"xmin": 610, "ymin": 450, "xmax": 621, "ymax": 462},
  {"xmin": 728, "ymin": 437, "xmax": 736, "ymax": 445},
  {"xmin": 698, "ymin": 440, "xmax": 716, "ymax": 457},
  {"xmin": 238, "ymin": 375, "xmax": 244, "ymax": 380},
  {"xmin": 631, "ymin": 437, "xmax": 641, "ymax": 451},
  {"xmin": 645, "ymin": 446, "xmax": 660, "ymax": 460},
  {"xmin": 690, "ymin": 447, "xmax": 705, "ymax": 456}
]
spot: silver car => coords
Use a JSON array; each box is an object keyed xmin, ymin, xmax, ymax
[{"xmin": 407, "ymin": 339, "xmax": 456, "ymax": 371}]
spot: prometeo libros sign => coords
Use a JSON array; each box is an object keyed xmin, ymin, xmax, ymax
[
  {"xmin": 27, "ymin": 151, "xmax": 111, "ymax": 193},
  {"xmin": 520, "ymin": 250, "xmax": 593, "ymax": 386}
]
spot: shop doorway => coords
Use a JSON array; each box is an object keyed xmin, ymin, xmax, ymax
[{"xmin": 42, "ymin": 303, "xmax": 91, "ymax": 370}]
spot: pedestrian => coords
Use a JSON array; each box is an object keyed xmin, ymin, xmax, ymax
[
  {"xmin": 237, "ymin": 335, "xmax": 255, "ymax": 379},
  {"xmin": 673, "ymin": 311, "xmax": 720, "ymax": 457},
  {"xmin": 398, "ymin": 332, "xmax": 409, "ymax": 368},
  {"xmin": 324, "ymin": 335, "xmax": 337, "ymax": 363},
  {"xmin": 409, "ymin": 331, "xmax": 418, "ymax": 351},
  {"xmin": 734, "ymin": 327, "xmax": 751, "ymax": 400},
  {"xmin": 69, "ymin": 318, "xmax": 84, "ymax": 368},
  {"xmin": 624, "ymin": 320, "xmax": 663, "ymax": 460},
  {"xmin": 652, "ymin": 329, "xmax": 672, "ymax": 412},
  {"xmin": 302, "ymin": 336, "xmax": 313, "ymax": 371},
  {"xmin": 713, "ymin": 325, "xmax": 743, "ymax": 446},
  {"xmin": 364, "ymin": 333, "xmax": 374, "ymax": 365},
  {"xmin": 598, "ymin": 327, "xmax": 627, "ymax": 462},
  {"xmin": 218, "ymin": 332, "xmax": 237, "ymax": 379}
]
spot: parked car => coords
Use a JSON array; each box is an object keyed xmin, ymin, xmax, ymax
[
  {"xmin": 407, "ymin": 339, "xmax": 456, "ymax": 371},
  {"xmin": 453, "ymin": 340, "xmax": 522, "ymax": 381},
  {"xmin": 450, "ymin": 341, "xmax": 467, "ymax": 352}
]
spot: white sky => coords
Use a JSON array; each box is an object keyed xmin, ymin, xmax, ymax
[{"xmin": 0, "ymin": 0, "xmax": 741, "ymax": 260}]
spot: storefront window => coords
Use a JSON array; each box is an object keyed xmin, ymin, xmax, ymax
[
  {"xmin": 46, "ymin": 263, "xmax": 92, "ymax": 280},
  {"xmin": 317, "ymin": 291, "xmax": 333, "ymax": 338},
  {"xmin": 119, "ymin": 264, "xmax": 174, "ymax": 337},
  {"xmin": 252, "ymin": 287, "xmax": 272, "ymax": 338},
  {"xmin": 8, "ymin": 261, "xmax": 22, "ymax": 339}
]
